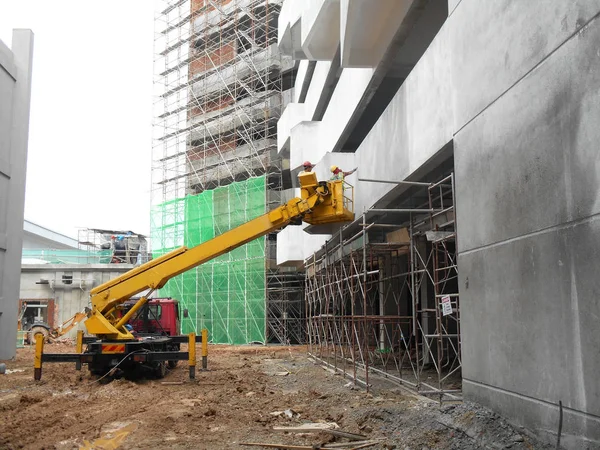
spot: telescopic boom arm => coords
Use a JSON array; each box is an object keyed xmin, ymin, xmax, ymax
[{"xmin": 84, "ymin": 174, "xmax": 354, "ymax": 340}]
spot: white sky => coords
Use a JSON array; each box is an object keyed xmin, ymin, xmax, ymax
[{"xmin": 0, "ymin": 1, "xmax": 156, "ymax": 239}]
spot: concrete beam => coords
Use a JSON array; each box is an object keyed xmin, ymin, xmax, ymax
[
  {"xmin": 332, "ymin": 0, "xmax": 443, "ymax": 153},
  {"xmin": 301, "ymin": 0, "xmax": 340, "ymax": 61},
  {"xmin": 277, "ymin": 103, "xmax": 308, "ymax": 157},
  {"xmin": 276, "ymin": 223, "xmax": 328, "ymax": 266},
  {"xmin": 278, "ymin": 0, "xmax": 306, "ymax": 59},
  {"xmin": 340, "ymin": 0, "xmax": 415, "ymax": 68}
]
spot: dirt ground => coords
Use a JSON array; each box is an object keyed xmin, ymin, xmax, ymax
[{"xmin": 0, "ymin": 343, "xmax": 552, "ymax": 450}]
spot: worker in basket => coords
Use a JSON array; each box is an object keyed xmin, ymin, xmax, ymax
[
  {"xmin": 299, "ymin": 160, "xmax": 314, "ymax": 176},
  {"xmin": 330, "ymin": 165, "xmax": 357, "ymax": 181}
]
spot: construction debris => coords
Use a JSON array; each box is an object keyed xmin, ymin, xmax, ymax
[
  {"xmin": 273, "ymin": 422, "xmax": 339, "ymax": 431},
  {"xmin": 274, "ymin": 425, "xmax": 366, "ymax": 441},
  {"xmin": 240, "ymin": 444, "xmax": 322, "ymax": 449},
  {"xmin": 239, "ymin": 443, "xmax": 380, "ymax": 450},
  {"xmin": 0, "ymin": 345, "xmax": 553, "ymax": 449},
  {"xmin": 270, "ymin": 409, "xmax": 300, "ymax": 419},
  {"xmin": 322, "ymin": 441, "xmax": 381, "ymax": 448}
]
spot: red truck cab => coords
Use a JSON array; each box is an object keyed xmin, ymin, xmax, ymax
[{"xmin": 122, "ymin": 297, "xmax": 181, "ymax": 336}]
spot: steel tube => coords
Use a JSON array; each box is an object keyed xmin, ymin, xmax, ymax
[
  {"xmin": 358, "ymin": 178, "xmax": 432, "ymax": 187},
  {"xmin": 367, "ymin": 208, "xmax": 435, "ymax": 214}
]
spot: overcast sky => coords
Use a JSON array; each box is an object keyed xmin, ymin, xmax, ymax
[{"xmin": 0, "ymin": 1, "xmax": 156, "ymax": 239}]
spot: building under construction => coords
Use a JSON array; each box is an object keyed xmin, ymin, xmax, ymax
[
  {"xmin": 272, "ymin": 0, "xmax": 600, "ymax": 448},
  {"xmin": 152, "ymin": 0, "xmax": 300, "ymax": 344},
  {"xmin": 150, "ymin": 0, "xmax": 600, "ymax": 447}
]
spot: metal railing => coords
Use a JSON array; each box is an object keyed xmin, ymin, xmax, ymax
[
  {"xmin": 342, "ymin": 181, "xmax": 354, "ymax": 213},
  {"xmin": 21, "ymin": 249, "xmax": 152, "ymax": 265}
]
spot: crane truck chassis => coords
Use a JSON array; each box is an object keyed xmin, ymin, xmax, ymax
[{"xmin": 33, "ymin": 174, "xmax": 354, "ymax": 381}]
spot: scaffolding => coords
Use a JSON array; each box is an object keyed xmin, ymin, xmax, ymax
[
  {"xmin": 306, "ymin": 174, "xmax": 460, "ymax": 402},
  {"xmin": 267, "ymin": 269, "xmax": 305, "ymax": 344},
  {"xmin": 152, "ymin": 0, "xmax": 298, "ymax": 343},
  {"xmin": 22, "ymin": 229, "xmax": 148, "ymax": 265}
]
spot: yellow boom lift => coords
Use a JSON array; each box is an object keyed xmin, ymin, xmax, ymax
[{"xmin": 34, "ymin": 174, "xmax": 353, "ymax": 380}]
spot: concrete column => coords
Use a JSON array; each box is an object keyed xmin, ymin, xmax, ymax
[{"xmin": 0, "ymin": 30, "xmax": 34, "ymax": 360}]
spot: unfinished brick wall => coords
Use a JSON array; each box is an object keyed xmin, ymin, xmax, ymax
[
  {"xmin": 191, "ymin": 0, "xmax": 235, "ymax": 19},
  {"xmin": 187, "ymin": 136, "xmax": 236, "ymax": 161},
  {"xmin": 189, "ymin": 95, "xmax": 235, "ymax": 120},
  {"xmin": 189, "ymin": 41, "xmax": 236, "ymax": 77}
]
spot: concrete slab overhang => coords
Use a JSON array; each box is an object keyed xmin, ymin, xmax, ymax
[
  {"xmin": 300, "ymin": 0, "xmax": 340, "ymax": 61},
  {"xmin": 341, "ymin": 0, "xmax": 416, "ymax": 68},
  {"xmin": 278, "ymin": 0, "xmax": 306, "ymax": 59},
  {"xmin": 277, "ymin": 103, "xmax": 308, "ymax": 156},
  {"xmin": 279, "ymin": 0, "xmax": 340, "ymax": 61},
  {"xmin": 279, "ymin": 0, "xmax": 421, "ymax": 68}
]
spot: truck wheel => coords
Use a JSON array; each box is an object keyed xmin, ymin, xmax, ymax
[
  {"xmin": 30, "ymin": 326, "xmax": 49, "ymax": 344},
  {"xmin": 167, "ymin": 360, "xmax": 178, "ymax": 369},
  {"xmin": 154, "ymin": 362, "xmax": 167, "ymax": 379}
]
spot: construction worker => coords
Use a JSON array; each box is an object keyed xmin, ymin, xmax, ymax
[
  {"xmin": 330, "ymin": 165, "xmax": 357, "ymax": 181},
  {"xmin": 299, "ymin": 161, "xmax": 314, "ymax": 176}
]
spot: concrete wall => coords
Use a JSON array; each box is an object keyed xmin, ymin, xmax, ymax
[
  {"xmin": 20, "ymin": 264, "xmax": 134, "ymax": 339},
  {"xmin": 277, "ymin": 20, "xmax": 452, "ymax": 264},
  {"xmin": 278, "ymin": 0, "xmax": 600, "ymax": 446},
  {"xmin": 354, "ymin": 22, "xmax": 452, "ymax": 215},
  {"xmin": 0, "ymin": 30, "xmax": 34, "ymax": 360},
  {"xmin": 454, "ymin": 1, "xmax": 600, "ymax": 447}
]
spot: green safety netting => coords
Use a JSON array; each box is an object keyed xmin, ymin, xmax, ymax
[
  {"xmin": 150, "ymin": 176, "xmax": 267, "ymax": 344},
  {"xmin": 22, "ymin": 249, "xmax": 113, "ymax": 264}
]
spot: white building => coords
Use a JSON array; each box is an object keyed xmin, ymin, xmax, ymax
[
  {"xmin": 275, "ymin": 1, "xmax": 600, "ymax": 448},
  {"xmin": 19, "ymin": 225, "xmax": 145, "ymax": 339}
]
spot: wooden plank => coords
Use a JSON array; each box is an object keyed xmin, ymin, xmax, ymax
[
  {"xmin": 272, "ymin": 423, "xmax": 337, "ymax": 431},
  {"xmin": 273, "ymin": 427, "xmax": 367, "ymax": 441},
  {"xmin": 323, "ymin": 440, "xmax": 377, "ymax": 448},
  {"xmin": 351, "ymin": 442, "xmax": 380, "ymax": 449},
  {"xmin": 239, "ymin": 443, "xmax": 316, "ymax": 449}
]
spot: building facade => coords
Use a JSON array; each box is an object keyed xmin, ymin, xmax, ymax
[
  {"xmin": 19, "ymin": 226, "xmax": 145, "ymax": 339},
  {"xmin": 276, "ymin": 1, "xmax": 600, "ymax": 448},
  {"xmin": 19, "ymin": 264, "xmax": 134, "ymax": 339},
  {"xmin": 0, "ymin": 30, "xmax": 34, "ymax": 360},
  {"xmin": 153, "ymin": 0, "xmax": 301, "ymax": 344}
]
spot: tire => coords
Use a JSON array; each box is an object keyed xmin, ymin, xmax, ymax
[
  {"xmin": 167, "ymin": 360, "xmax": 178, "ymax": 369},
  {"xmin": 30, "ymin": 326, "xmax": 49, "ymax": 344},
  {"xmin": 154, "ymin": 362, "xmax": 167, "ymax": 379}
]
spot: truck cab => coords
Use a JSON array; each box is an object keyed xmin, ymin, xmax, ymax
[{"xmin": 121, "ymin": 297, "xmax": 181, "ymax": 337}]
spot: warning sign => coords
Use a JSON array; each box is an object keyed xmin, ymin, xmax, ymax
[{"xmin": 441, "ymin": 295, "xmax": 452, "ymax": 316}]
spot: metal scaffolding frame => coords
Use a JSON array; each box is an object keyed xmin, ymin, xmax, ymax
[
  {"xmin": 306, "ymin": 174, "xmax": 460, "ymax": 402},
  {"xmin": 267, "ymin": 269, "xmax": 305, "ymax": 344},
  {"xmin": 153, "ymin": 0, "xmax": 291, "ymax": 201},
  {"xmin": 152, "ymin": 0, "xmax": 298, "ymax": 343}
]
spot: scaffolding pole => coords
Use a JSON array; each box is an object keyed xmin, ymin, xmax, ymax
[
  {"xmin": 306, "ymin": 173, "xmax": 461, "ymax": 402},
  {"xmin": 152, "ymin": 0, "xmax": 297, "ymax": 344}
]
